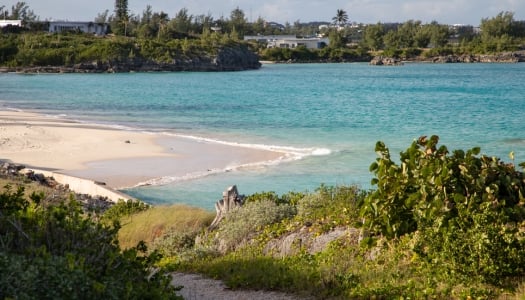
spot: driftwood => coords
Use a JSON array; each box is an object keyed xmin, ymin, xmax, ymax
[{"xmin": 208, "ymin": 185, "xmax": 244, "ymax": 231}]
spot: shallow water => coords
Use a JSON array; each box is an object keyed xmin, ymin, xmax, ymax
[{"xmin": 1, "ymin": 63, "xmax": 524, "ymax": 210}]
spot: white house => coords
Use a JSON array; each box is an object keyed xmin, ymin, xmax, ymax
[
  {"xmin": 0, "ymin": 20, "xmax": 22, "ymax": 27},
  {"xmin": 244, "ymin": 35, "xmax": 329, "ymax": 49},
  {"xmin": 244, "ymin": 35, "xmax": 296, "ymax": 43},
  {"xmin": 48, "ymin": 21, "xmax": 108, "ymax": 35}
]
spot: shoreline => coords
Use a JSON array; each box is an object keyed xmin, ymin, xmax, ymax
[{"xmin": 0, "ymin": 109, "xmax": 285, "ymax": 198}]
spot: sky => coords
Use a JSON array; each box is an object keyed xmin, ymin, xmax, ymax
[{"xmin": 3, "ymin": 0, "xmax": 525, "ymax": 26}]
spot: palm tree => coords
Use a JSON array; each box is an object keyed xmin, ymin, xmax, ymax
[{"xmin": 332, "ymin": 9, "xmax": 349, "ymax": 27}]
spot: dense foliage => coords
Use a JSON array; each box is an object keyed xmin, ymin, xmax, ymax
[
  {"xmin": 154, "ymin": 137, "xmax": 525, "ymax": 299},
  {"xmin": 0, "ymin": 185, "xmax": 178, "ymax": 299},
  {"xmin": 0, "ymin": 32, "xmax": 243, "ymax": 67},
  {"xmin": 362, "ymin": 135, "xmax": 525, "ymax": 283},
  {"xmin": 360, "ymin": 11, "xmax": 525, "ymax": 56}
]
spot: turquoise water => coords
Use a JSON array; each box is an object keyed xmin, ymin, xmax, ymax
[{"xmin": 1, "ymin": 63, "xmax": 525, "ymax": 209}]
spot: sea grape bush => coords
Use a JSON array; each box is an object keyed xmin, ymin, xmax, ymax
[{"xmin": 362, "ymin": 135, "xmax": 525, "ymax": 283}]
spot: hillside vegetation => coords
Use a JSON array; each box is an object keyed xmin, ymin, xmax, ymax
[
  {"xmin": 0, "ymin": 32, "xmax": 259, "ymax": 71},
  {"xmin": 142, "ymin": 136, "xmax": 525, "ymax": 299},
  {"xmin": 2, "ymin": 10, "xmax": 525, "ymax": 67}
]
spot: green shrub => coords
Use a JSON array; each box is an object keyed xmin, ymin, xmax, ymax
[
  {"xmin": 212, "ymin": 200, "xmax": 296, "ymax": 252},
  {"xmin": 244, "ymin": 190, "xmax": 305, "ymax": 205},
  {"xmin": 362, "ymin": 135, "xmax": 525, "ymax": 284},
  {"xmin": 101, "ymin": 198, "xmax": 150, "ymax": 223},
  {"xmin": 152, "ymin": 227, "xmax": 199, "ymax": 257},
  {"xmin": 297, "ymin": 185, "xmax": 362, "ymax": 231},
  {"xmin": 0, "ymin": 185, "xmax": 178, "ymax": 299}
]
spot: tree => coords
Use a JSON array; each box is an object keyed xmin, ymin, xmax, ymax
[
  {"xmin": 95, "ymin": 9, "xmax": 109, "ymax": 23},
  {"xmin": 194, "ymin": 13, "xmax": 214, "ymax": 34},
  {"xmin": 136, "ymin": 5, "xmax": 156, "ymax": 38},
  {"xmin": 383, "ymin": 29, "xmax": 401, "ymax": 49},
  {"xmin": 155, "ymin": 11, "xmax": 170, "ymax": 39},
  {"xmin": 9, "ymin": 2, "xmax": 37, "ymax": 21},
  {"xmin": 141, "ymin": 5, "xmax": 153, "ymax": 25},
  {"xmin": 332, "ymin": 9, "xmax": 348, "ymax": 27},
  {"xmin": 328, "ymin": 29, "xmax": 345, "ymax": 48},
  {"xmin": 427, "ymin": 21, "xmax": 450, "ymax": 48},
  {"xmin": 113, "ymin": 0, "xmax": 129, "ymax": 35},
  {"xmin": 229, "ymin": 7, "xmax": 247, "ymax": 37},
  {"xmin": 169, "ymin": 8, "xmax": 192, "ymax": 37},
  {"xmin": 480, "ymin": 11, "xmax": 518, "ymax": 52},
  {"xmin": 397, "ymin": 20, "xmax": 421, "ymax": 48},
  {"xmin": 481, "ymin": 11, "xmax": 515, "ymax": 38},
  {"xmin": 363, "ymin": 23, "xmax": 384, "ymax": 51}
]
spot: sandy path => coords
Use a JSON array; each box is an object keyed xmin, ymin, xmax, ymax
[{"xmin": 171, "ymin": 273, "xmax": 305, "ymax": 300}]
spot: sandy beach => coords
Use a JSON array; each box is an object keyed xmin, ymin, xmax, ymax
[{"xmin": 0, "ymin": 110, "xmax": 283, "ymax": 189}]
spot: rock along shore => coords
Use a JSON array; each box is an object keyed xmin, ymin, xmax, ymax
[
  {"xmin": 0, "ymin": 45, "xmax": 261, "ymax": 73},
  {"xmin": 370, "ymin": 51, "xmax": 525, "ymax": 65}
]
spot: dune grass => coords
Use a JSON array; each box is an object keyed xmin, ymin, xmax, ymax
[{"xmin": 117, "ymin": 204, "xmax": 215, "ymax": 249}]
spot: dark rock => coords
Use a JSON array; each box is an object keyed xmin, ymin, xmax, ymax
[
  {"xmin": 0, "ymin": 162, "xmax": 25, "ymax": 176},
  {"xmin": 3, "ymin": 166, "xmax": 115, "ymax": 213}
]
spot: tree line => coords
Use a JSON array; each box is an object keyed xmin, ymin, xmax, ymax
[
  {"xmin": 360, "ymin": 11, "xmax": 525, "ymax": 56},
  {"xmin": 1, "ymin": 2, "xmax": 524, "ymax": 64}
]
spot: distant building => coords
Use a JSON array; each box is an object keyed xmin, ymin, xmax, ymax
[
  {"xmin": 48, "ymin": 21, "xmax": 108, "ymax": 35},
  {"xmin": 0, "ymin": 20, "xmax": 22, "ymax": 27},
  {"xmin": 244, "ymin": 35, "xmax": 296, "ymax": 43},
  {"xmin": 244, "ymin": 35, "xmax": 329, "ymax": 49}
]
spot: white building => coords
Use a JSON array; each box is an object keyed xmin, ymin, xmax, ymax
[
  {"xmin": 48, "ymin": 21, "xmax": 108, "ymax": 35},
  {"xmin": 0, "ymin": 20, "xmax": 22, "ymax": 27},
  {"xmin": 244, "ymin": 35, "xmax": 329, "ymax": 49}
]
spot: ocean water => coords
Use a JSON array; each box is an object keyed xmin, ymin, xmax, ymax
[{"xmin": 1, "ymin": 63, "xmax": 525, "ymax": 210}]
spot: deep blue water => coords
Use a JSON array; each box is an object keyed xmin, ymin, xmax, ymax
[{"xmin": 1, "ymin": 63, "xmax": 524, "ymax": 209}]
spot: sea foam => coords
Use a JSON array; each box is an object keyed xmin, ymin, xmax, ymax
[{"xmin": 133, "ymin": 132, "xmax": 333, "ymax": 187}]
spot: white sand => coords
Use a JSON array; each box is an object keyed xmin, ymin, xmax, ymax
[{"xmin": 0, "ymin": 110, "xmax": 283, "ymax": 189}]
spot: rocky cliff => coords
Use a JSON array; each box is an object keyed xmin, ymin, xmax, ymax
[{"xmin": 0, "ymin": 45, "xmax": 261, "ymax": 73}]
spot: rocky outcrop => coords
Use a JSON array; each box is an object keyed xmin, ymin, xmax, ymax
[
  {"xmin": 0, "ymin": 45, "xmax": 261, "ymax": 73},
  {"xmin": 1, "ymin": 161, "xmax": 115, "ymax": 212},
  {"xmin": 369, "ymin": 51, "xmax": 525, "ymax": 65},
  {"xmin": 263, "ymin": 226, "xmax": 363, "ymax": 258},
  {"xmin": 369, "ymin": 56, "xmax": 404, "ymax": 66},
  {"xmin": 431, "ymin": 52, "xmax": 524, "ymax": 63}
]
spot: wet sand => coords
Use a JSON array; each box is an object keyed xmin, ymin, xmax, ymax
[{"xmin": 0, "ymin": 110, "xmax": 283, "ymax": 189}]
